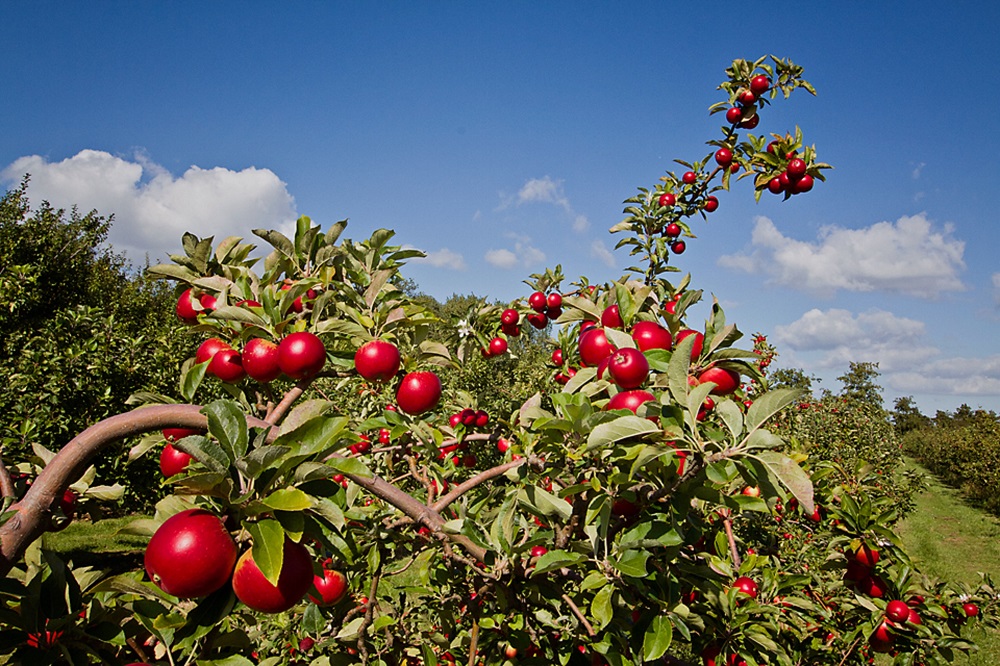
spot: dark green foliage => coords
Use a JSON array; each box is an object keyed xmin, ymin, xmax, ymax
[
  {"xmin": 905, "ymin": 407, "xmax": 1000, "ymax": 515},
  {"xmin": 0, "ymin": 179, "xmax": 193, "ymax": 512}
]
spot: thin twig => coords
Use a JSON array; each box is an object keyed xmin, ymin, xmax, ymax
[{"xmin": 562, "ymin": 593, "xmax": 595, "ymax": 637}]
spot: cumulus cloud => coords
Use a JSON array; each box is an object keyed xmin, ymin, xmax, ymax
[
  {"xmin": 718, "ymin": 214, "xmax": 966, "ymax": 299},
  {"xmin": 484, "ymin": 248, "xmax": 519, "ymax": 268},
  {"xmin": 775, "ymin": 307, "xmax": 1000, "ymax": 397},
  {"xmin": 416, "ymin": 248, "xmax": 467, "ymax": 270},
  {"xmin": 2, "ymin": 150, "xmax": 298, "ymax": 264},
  {"xmin": 484, "ymin": 234, "xmax": 546, "ymax": 269}
]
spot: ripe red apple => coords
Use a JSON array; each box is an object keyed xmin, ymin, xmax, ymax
[
  {"xmin": 749, "ymin": 75, "xmax": 770, "ymax": 95},
  {"xmin": 527, "ymin": 312, "xmax": 548, "ymax": 329},
  {"xmin": 963, "ymin": 602, "xmax": 980, "ymax": 618},
  {"xmin": 697, "ymin": 366, "xmax": 740, "ymax": 395},
  {"xmin": 767, "ymin": 177, "xmax": 784, "ymax": 195},
  {"xmin": 176, "ymin": 288, "xmax": 199, "ymax": 323},
  {"xmin": 630, "ymin": 321, "xmax": 672, "ymax": 352},
  {"xmin": 675, "ymin": 329, "xmax": 704, "ymax": 360},
  {"xmin": 232, "ymin": 538, "xmax": 314, "ymax": 613},
  {"xmin": 704, "ymin": 196, "xmax": 719, "ymax": 213},
  {"xmin": 682, "ymin": 171, "xmax": 697, "ymax": 184},
  {"xmin": 908, "ymin": 609, "xmax": 922, "ymax": 625},
  {"xmin": 579, "ymin": 328, "xmax": 614, "ymax": 367},
  {"xmin": 309, "ymin": 566, "xmax": 349, "ymax": 606},
  {"xmin": 658, "ymin": 192, "xmax": 676, "ymax": 207},
  {"xmin": 725, "ymin": 107, "xmax": 742, "ymax": 124},
  {"xmin": 279, "ymin": 332, "xmax": 327, "ymax": 380},
  {"xmin": 198, "ymin": 292, "xmax": 217, "ymax": 312},
  {"xmin": 738, "ymin": 90, "xmax": 756, "ymax": 105},
  {"xmin": 714, "ymin": 148, "xmax": 733, "ymax": 166},
  {"xmin": 528, "ymin": 291, "xmax": 547, "ymax": 312},
  {"xmin": 670, "ymin": 240, "xmax": 686, "ymax": 254},
  {"xmin": 664, "ymin": 222, "xmax": 682, "ymax": 237},
  {"xmin": 395, "ymin": 371, "xmax": 443, "ymax": 415},
  {"xmin": 552, "ymin": 348, "xmax": 564, "ymax": 365},
  {"xmin": 739, "ymin": 114, "xmax": 759, "ymax": 129},
  {"xmin": 733, "ymin": 576, "xmax": 758, "ymax": 600},
  {"xmin": 196, "ymin": 338, "xmax": 231, "ymax": 365},
  {"xmin": 869, "ymin": 620, "xmax": 894, "ymax": 653},
  {"xmin": 601, "ymin": 305, "xmax": 623, "ymax": 329},
  {"xmin": 786, "ymin": 158, "xmax": 807, "ymax": 179},
  {"xmin": 145, "ymin": 509, "xmax": 237, "ymax": 598},
  {"xmin": 860, "ymin": 575, "xmax": 888, "ymax": 599},
  {"xmin": 529, "ymin": 545, "xmax": 548, "ymax": 558},
  {"xmin": 354, "ymin": 339, "xmax": 400, "ymax": 383},
  {"xmin": 547, "ymin": 293, "xmax": 562, "ymax": 310},
  {"xmin": 607, "ymin": 348, "xmax": 650, "ymax": 390},
  {"xmin": 741, "ymin": 486, "xmax": 760, "ymax": 497},
  {"xmin": 208, "ymin": 348, "xmax": 246, "ymax": 383},
  {"xmin": 489, "ymin": 337, "xmax": 508, "ymax": 356},
  {"xmin": 886, "ymin": 600, "xmax": 911, "ymax": 623},
  {"xmin": 162, "ymin": 427, "xmax": 203, "ymax": 442},
  {"xmin": 160, "ymin": 443, "xmax": 193, "ymax": 478},
  {"xmin": 853, "ymin": 544, "xmax": 880, "ymax": 567},
  {"xmin": 501, "ymin": 308, "xmax": 520, "ymax": 326},
  {"xmin": 793, "ymin": 173, "xmax": 814, "ymax": 192},
  {"xmin": 606, "ymin": 390, "xmax": 657, "ymax": 414},
  {"xmin": 497, "ymin": 438, "xmax": 510, "ymax": 453},
  {"xmin": 242, "ymin": 338, "xmax": 281, "ymax": 383}
]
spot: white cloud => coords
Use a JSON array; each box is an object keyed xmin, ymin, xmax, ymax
[
  {"xmin": 912, "ymin": 161, "xmax": 926, "ymax": 179},
  {"xmin": 774, "ymin": 308, "xmax": 937, "ymax": 372},
  {"xmin": 484, "ymin": 235, "xmax": 546, "ymax": 269},
  {"xmin": 485, "ymin": 248, "xmax": 518, "ymax": 268},
  {"xmin": 718, "ymin": 214, "xmax": 966, "ymax": 299},
  {"xmin": 499, "ymin": 175, "xmax": 588, "ymax": 234},
  {"xmin": 517, "ymin": 176, "xmax": 571, "ymax": 211},
  {"xmin": 775, "ymin": 307, "xmax": 1000, "ymax": 398},
  {"xmin": 2, "ymin": 150, "xmax": 297, "ymax": 264},
  {"xmin": 418, "ymin": 248, "xmax": 467, "ymax": 270},
  {"xmin": 590, "ymin": 240, "xmax": 616, "ymax": 268}
]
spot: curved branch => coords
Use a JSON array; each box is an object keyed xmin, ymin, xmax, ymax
[
  {"xmin": 0, "ymin": 404, "xmax": 276, "ymax": 577},
  {"xmin": 431, "ymin": 458, "xmax": 527, "ymax": 513},
  {"xmin": 265, "ymin": 379, "xmax": 313, "ymax": 425}
]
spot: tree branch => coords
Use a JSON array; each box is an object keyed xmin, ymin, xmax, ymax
[{"xmin": 0, "ymin": 404, "xmax": 275, "ymax": 577}]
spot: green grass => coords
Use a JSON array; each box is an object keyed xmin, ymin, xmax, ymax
[{"xmin": 893, "ymin": 460, "xmax": 1000, "ymax": 664}]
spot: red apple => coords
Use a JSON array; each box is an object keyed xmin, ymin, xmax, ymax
[
  {"xmin": 145, "ymin": 509, "xmax": 237, "ymax": 598},
  {"xmin": 309, "ymin": 566, "xmax": 349, "ymax": 606},
  {"xmin": 630, "ymin": 321, "xmax": 672, "ymax": 352},
  {"xmin": 607, "ymin": 348, "xmax": 650, "ymax": 390},
  {"xmin": 886, "ymin": 600, "xmax": 910, "ymax": 623},
  {"xmin": 658, "ymin": 192, "xmax": 676, "ymax": 207},
  {"xmin": 749, "ymin": 75, "xmax": 770, "ymax": 95},
  {"xmin": 501, "ymin": 308, "xmax": 519, "ymax": 326},
  {"xmin": 354, "ymin": 340, "xmax": 401, "ymax": 382},
  {"xmin": 528, "ymin": 291, "xmax": 547, "ymax": 312},
  {"xmin": 208, "ymin": 348, "xmax": 246, "ymax": 383},
  {"xmin": 232, "ymin": 538, "xmax": 314, "ymax": 613},
  {"xmin": 242, "ymin": 338, "xmax": 281, "ymax": 383},
  {"xmin": 489, "ymin": 337, "xmax": 508, "ymax": 356},
  {"xmin": 196, "ymin": 338, "xmax": 231, "ymax": 365},
  {"xmin": 714, "ymin": 148, "xmax": 733, "ymax": 166},
  {"xmin": 704, "ymin": 196, "xmax": 719, "ymax": 213},
  {"xmin": 697, "ymin": 366, "xmax": 740, "ymax": 396},
  {"xmin": 176, "ymin": 288, "xmax": 199, "ymax": 323},
  {"xmin": 547, "ymin": 293, "xmax": 562, "ymax": 310},
  {"xmin": 279, "ymin": 332, "xmax": 327, "ymax": 380},
  {"xmin": 579, "ymin": 327, "xmax": 615, "ymax": 366},
  {"xmin": 664, "ymin": 222, "xmax": 682, "ymax": 237},
  {"xmin": 733, "ymin": 576, "xmax": 758, "ymax": 600},
  {"xmin": 160, "ymin": 443, "xmax": 193, "ymax": 478},
  {"xmin": 395, "ymin": 371, "xmax": 443, "ymax": 415},
  {"xmin": 671, "ymin": 240, "xmax": 686, "ymax": 254},
  {"xmin": 674, "ymin": 329, "xmax": 704, "ymax": 360},
  {"xmin": 606, "ymin": 390, "xmax": 657, "ymax": 414},
  {"xmin": 601, "ymin": 305, "xmax": 623, "ymax": 329},
  {"xmin": 725, "ymin": 107, "xmax": 743, "ymax": 124}
]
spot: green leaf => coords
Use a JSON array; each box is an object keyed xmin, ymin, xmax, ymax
[
  {"xmin": 591, "ymin": 584, "xmax": 614, "ymax": 631},
  {"xmin": 247, "ymin": 519, "xmax": 286, "ymax": 587},
  {"xmin": 614, "ymin": 550, "xmax": 649, "ymax": 578},
  {"xmin": 518, "ymin": 486, "xmax": 573, "ymax": 521},
  {"xmin": 752, "ymin": 451, "xmax": 814, "ymax": 515},
  {"xmin": 745, "ymin": 388, "xmax": 804, "ymax": 433},
  {"xmin": 237, "ymin": 445, "xmax": 291, "ymax": 478},
  {"xmin": 531, "ymin": 550, "xmax": 587, "ymax": 576},
  {"xmin": 716, "ymin": 399, "xmax": 744, "ymax": 441},
  {"xmin": 586, "ymin": 415, "xmax": 659, "ymax": 451},
  {"xmin": 203, "ymin": 400, "xmax": 248, "ymax": 461},
  {"xmin": 668, "ymin": 334, "xmax": 697, "ymax": 405},
  {"xmin": 643, "ymin": 614, "xmax": 673, "ymax": 662},
  {"xmin": 180, "ymin": 360, "xmax": 209, "ymax": 403},
  {"xmin": 325, "ymin": 456, "xmax": 374, "ymax": 478},
  {"xmin": 173, "ymin": 436, "xmax": 230, "ymax": 473},
  {"xmin": 262, "ymin": 487, "xmax": 314, "ymax": 512}
]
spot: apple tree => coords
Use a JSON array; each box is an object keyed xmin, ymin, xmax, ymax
[{"xmin": 1, "ymin": 56, "xmax": 996, "ymax": 666}]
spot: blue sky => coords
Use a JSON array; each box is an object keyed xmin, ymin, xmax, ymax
[{"xmin": 3, "ymin": 3, "xmax": 999, "ymax": 415}]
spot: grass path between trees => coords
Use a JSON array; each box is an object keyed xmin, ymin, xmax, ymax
[{"xmin": 894, "ymin": 460, "xmax": 1000, "ymax": 664}]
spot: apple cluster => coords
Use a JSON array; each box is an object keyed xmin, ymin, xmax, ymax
[{"xmin": 193, "ymin": 331, "xmax": 327, "ymax": 384}]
